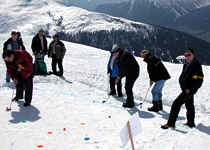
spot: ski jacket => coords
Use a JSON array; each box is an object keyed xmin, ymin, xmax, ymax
[
  {"xmin": 107, "ymin": 54, "xmax": 119, "ymax": 77},
  {"xmin": 31, "ymin": 34, "xmax": 48, "ymax": 55},
  {"xmin": 5, "ymin": 50, "xmax": 33, "ymax": 80},
  {"xmin": 179, "ymin": 58, "xmax": 204, "ymax": 94},
  {"xmin": 117, "ymin": 49, "xmax": 139, "ymax": 78},
  {"xmin": 3, "ymin": 38, "xmax": 26, "ymax": 51},
  {"xmin": 48, "ymin": 40, "xmax": 66, "ymax": 59},
  {"xmin": 144, "ymin": 53, "xmax": 171, "ymax": 82}
]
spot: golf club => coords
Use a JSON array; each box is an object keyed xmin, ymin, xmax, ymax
[
  {"xmin": 139, "ymin": 85, "xmax": 152, "ymax": 108},
  {"xmin": 102, "ymin": 74, "xmax": 116, "ymax": 103},
  {"xmin": 6, "ymin": 89, "xmax": 15, "ymax": 111}
]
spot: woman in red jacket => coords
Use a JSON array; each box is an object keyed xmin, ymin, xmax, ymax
[{"xmin": 2, "ymin": 50, "xmax": 34, "ymax": 106}]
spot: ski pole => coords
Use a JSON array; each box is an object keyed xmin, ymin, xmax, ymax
[
  {"xmin": 6, "ymin": 88, "xmax": 15, "ymax": 111},
  {"xmin": 139, "ymin": 85, "xmax": 152, "ymax": 108}
]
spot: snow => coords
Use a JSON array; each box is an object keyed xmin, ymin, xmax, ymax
[
  {"xmin": 0, "ymin": 33, "xmax": 210, "ymax": 150},
  {"xmin": 0, "ymin": 0, "xmax": 153, "ymax": 36}
]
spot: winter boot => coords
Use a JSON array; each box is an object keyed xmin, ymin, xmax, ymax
[
  {"xmin": 122, "ymin": 102, "xmax": 134, "ymax": 108},
  {"xmin": 183, "ymin": 122, "xmax": 195, "ymax": 128},
  {"xmin": 148, "ymin": 101, "xmax": 159, "ymax": 112},
  {"xmin": 161, "ymin": 124, "xmax": 175, "ymax": 129},
  {"xmin": 108, "ymin": 91, "xmax": 116, "ymax": 95},
  {"xmin": 12, "ymin": 96, "xmax": 23, "ymax": 102},
  {"xmin": 158, "ymin": 100, "xmax": 163, "ymax": 110},
  {"xmin": 23, "ymin": 102, "xmax": 31, "ymax": 107}
]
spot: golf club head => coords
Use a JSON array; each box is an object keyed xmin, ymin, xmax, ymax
[{"xmin": 6, "ymin": 108, "xmax": 11, "ymax": 111}]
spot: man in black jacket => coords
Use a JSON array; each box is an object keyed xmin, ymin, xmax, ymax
[
  {"xmin": 48, "ymin": 35, "xmax": 66, "ymax": 77},
  {"xmin": 161, "ymin": 48, "xmax": 204, "ymax": 129},
  {"xmin": 31, "ymin": 29, "xmax": 48, "ymax": 61},
  {"xmin": 3, "ymin": 31, "xmax": 26, "ymax": 51},
  {"xmin": 112, "ymin": 44, "xmax": 139, "ymax": 108},
  {"xmin": 141, "ymin": 50, "xmax": 171, "ymax": 112},
  {"xmin": 3, "ymin": 31, "xmax": 26, "ymax": 83}
]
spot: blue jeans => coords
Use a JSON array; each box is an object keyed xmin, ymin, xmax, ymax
[
  {"xmin": 6, "ymin": 72, "xmax": 10, "ymax": 83},
  {"xmin": 152, "ymin": 80, "xmax": 166, "ymax": 101}
]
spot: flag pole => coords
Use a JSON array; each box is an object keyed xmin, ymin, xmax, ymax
[{"xmin": 127, "ymin": 121, "xmax": 135, "ymax": 150}]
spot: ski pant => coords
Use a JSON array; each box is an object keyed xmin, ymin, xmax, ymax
[
  {"xmin": 125, "ymin": 71, "xmax": 139, "ymax": 105},
  {"xmin": 52, "ymin": 54, "xmax": 63, "ymax": 76},
  {"xmin": 110, "ymin": 77, "xmax": 122, "ymax": 95},
  {"xmin": 152, "ymin": 80, "xmax": 166, "ymax": 101},
  {"xmin": 16, "ymin": 74, "xmax": 33, "ymax": 104},
  {"xmin": 167, "ymin": 92, "xmax": 195, "ymax": 126}
]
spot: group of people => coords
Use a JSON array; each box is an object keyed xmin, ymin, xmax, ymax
[
  {"xmin": 2, "ymin": 30, "xmax": 66, "ymax": 106},
  {"xmin": 2, "ymin": 30, "xmax": 204, "ymax": 129},
  {"xmin": 107, "ymin": 44, "xmax": 204, "ymax": 129}
]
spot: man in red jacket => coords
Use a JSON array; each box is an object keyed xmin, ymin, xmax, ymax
[{"xmin": 2, "ymin": 50, "xmax": 34, "ymax": 106}]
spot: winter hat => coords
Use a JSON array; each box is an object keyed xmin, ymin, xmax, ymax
[
  {"xmin": 53, "ymin": 34, "xmax": 59, "ymax": 39},
  {"xmin": 111, "ymin": 44, "xmax": 121, "ymax": 53},
  {"xmin": 39, "ymin": 29, "xmax": 44, "ymax": 33},
  {"xmin": 17, "ymin": 32, "xmax": 21, "ymax": 37},
  {"xmin": 141, "ymin": 50, "xmax": 149, "ymax": 58},
  {"xmin": 185, "ymin": 48, "xmax": 195, "ymax": 55}
]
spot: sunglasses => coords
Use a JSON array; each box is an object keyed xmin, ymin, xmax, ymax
[{"xmin": 184, "ymin": 54, "xmax": 191, "ymax": 57}]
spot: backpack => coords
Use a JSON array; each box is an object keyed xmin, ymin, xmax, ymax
[{"xmin": 34, "ymin": 54, "xmax": 47, "ymax": 75}]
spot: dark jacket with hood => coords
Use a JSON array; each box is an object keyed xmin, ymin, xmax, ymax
[
  {"xmin": 117, "ymin": 49, "xmax": 139, "ymax": 78},
  {"xmin": 179, "ymin": 58, "xmax": 204, "ymax": 94},
  {"xmin": 3, "ymin": 38, "xmax": 25, "ymax": 51},
  {"xmin": 48, "ymin": 40, "xmax": 66, "ymax": 59},
  {"xmin": 144, "ymin": 53, "xmax": 171, "ymax": 82},
  {"xmin": 31, "ymin": 34, "xmax": 48, "ymax": 54}
]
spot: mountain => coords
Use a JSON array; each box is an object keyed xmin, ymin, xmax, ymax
[
  {"xmin": 1, "ymin": 0, "xmax": 210, "ymax": 64},
  {"xmin": 55, "ymin": 0, "xmax": 123, "ymax": 10},
  {"xmin": 95, "ymin": 0, "xmax": 210, "ymax": 29},
  {"xmin": 171, "ymin": 5, "xmax": 210, "ymax": 43}
]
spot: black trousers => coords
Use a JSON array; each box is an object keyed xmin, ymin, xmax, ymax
[
  {"xmin": 16, "ymin": 75, "xmax": 33, "ymax": 104},
  {"xmin": 52, "ymin": 54, "xmax": 63, "ymax": 76},
  {"xmin": 110, "ymin": 77, "xmax": 122, "ymax": 95},
  {"xmin": 125, "ymin": 71, "xmax": 139, "ymax": 105},
  {"xmin": 167, "ymin": 92, "xmax": 195, "ymax": 126}
]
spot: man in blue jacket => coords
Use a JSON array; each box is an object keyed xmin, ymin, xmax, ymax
[{"xmin": 107, "ymin": 53, "xmax": 122, "ymax": 97}]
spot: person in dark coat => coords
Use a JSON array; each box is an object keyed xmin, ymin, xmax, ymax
[
  {"xmin": 107, "ymin": 53, "xmax": 122, "ymax": 97},
  {"xmin": 141, "ymin": 50, "xmax": 171, "ymax": 112},
  {"xmin": 2, "ymin": 50, "xmax": 34, "ymax": 107},
  {"xmin": 161, "ymin": 48, "xmax": 204, "ymax": 129},
  {"xmin": 3, "ymin": 31, "xmax": 26, "ymax": 83},
  {"xmin": 31, "ymin": 29, "xmax": 48, "ymax": 61},
  {"xmin": 112, "ymin": 44, "xmax": 139, "ymax": 108},
  {"xmin": 48, "ymin": 34, "xmax": 66, "ymax": 77}
]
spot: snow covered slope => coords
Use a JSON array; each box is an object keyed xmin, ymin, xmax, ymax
[{"xmin": 0, "ymin": 33, "xmax": 210, "ymax": 150}]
